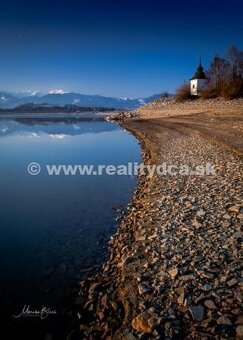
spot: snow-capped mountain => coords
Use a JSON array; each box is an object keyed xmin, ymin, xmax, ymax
[
  {"xmin": 0, "ymin": 91, "xmax": 164, "ymax": 109},
  {"xmin": 48, "ymin": 89, "xmax": 67, "ymax": 95},
  {"xmin": 14, "ymin": 91, "xmax": 43, "ymax": 98}
]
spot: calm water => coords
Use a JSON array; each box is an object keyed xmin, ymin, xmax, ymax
[{"xmin": 0, "ymin": 116, "xmax": 140, "ymax": 322}]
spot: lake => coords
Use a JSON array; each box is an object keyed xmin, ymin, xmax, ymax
[{"xmin": 0, "ymin": 115, "xmax": 140, "ymax": 336}]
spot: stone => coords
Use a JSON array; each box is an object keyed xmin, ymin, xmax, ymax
[
  {"xmin": 89, "ymin": 282, "xmax": 101, "ymax": 293},
  {"xmin": 136, "ymin": 236, "xmax": 146, "ymax": 242},
  {"xmin": 222, "ymin": 220, "xmax": 231, "ymax": 228},
  {"xmin": 168, "ymin": 268, "xmax": 178, "ymax": 279},
  {"xmin": 138, "ymin": 283, "xmax": 151, "ymax": 295},
  {"xmin": 132, "ymin": 311, "xmax": 161, "ymax": 333},
  {"xmin": 184, "ymin": 297, "xmax": 192, "ymax": 306},
  {"xmin": 201, "ymin": 284, "xmax": 212, "ymax": 291},
  {"xmin": 124, "ymin": 333, "xmax": 137, "ymax": 340},
  {"xmin": 180, "ymin": 274, "xmax": 194, "ymax": 281},
  {"xmin": 177, "ymin": 292, "xmax": 185, "ymax": 305},
  {"xmin": 192, "ymin": 220, "xmax": 203, "ymax": 228},
  {"xmin": 101, "ymin": 294, "xmax": 108, "ymax": 307},
  {"xmin": 110, "ymin": 301, "xmax": 118, "ymax": 311},
  {"xmin": 204, "ymin": 299, "xmax": 217, "ymax": 309},
  {"xmin": 175, "ymin": 287, "xmax": 185, "ymax": 295},
  {"xmin": 148, "ymin": 233, "xmax": 157, "ymax": 240},
  {"xmin": 217, "ymin": 315, "xmax": 232, "ymax": 325},
  {"xmin": 196, "ymin": 209, "xmax": 205, "ymax": 217},
  {"xmin": 236, "ymin": 325, "xmax": 243, "ymax": 338},
  {"xmin": 228, "ymin": 205, "xmax": 241, "ymax": 213},
  {"xmin": 189, "ymin": 305, "xmax": 204, "ymax": 321},
  {"xmin": 227, "ymin": 278, "xmax": 238, "ymax": 287},
  {"xmin": 235, "ymin": 316, "xmax": 243, "ymax": 325},
  {"xmin": 216, "ymin": 324, "xmax": 235, "ymax": 338},
  {"xmin": 98, "ymin": 311, "xmax": 105, "ymax": 320}
]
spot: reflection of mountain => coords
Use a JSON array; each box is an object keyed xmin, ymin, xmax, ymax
[
  {"xmin": 0, "ymin": 118, "xmax": 120, "ymax": 138},
  {"xmin": 0, "ymin": 91, "xmax": 164, "ymax": 109}
]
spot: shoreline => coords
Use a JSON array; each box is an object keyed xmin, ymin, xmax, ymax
[{"xmin": 68, "ymin": 102, "xmax": 243, "ymax": 339}]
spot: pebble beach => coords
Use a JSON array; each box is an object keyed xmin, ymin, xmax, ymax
[{"xmin": 69, "ymin": 98, "xmax": 243, "ymax": 339}]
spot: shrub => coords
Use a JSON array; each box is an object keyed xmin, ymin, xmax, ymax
[
  {"xmin": 200, "ymin": 87, "xmax": 218, "ymax": 99},
  {"xmin": 220, "ymin": 80, "xmax": 243, "ymax": 99},
  {"xmin": 161, "ymin": 91, "xmax": 169, "ymax": 99},
  {"xmin": 174, "ymin": 83, "xmax": 191, "ymax": 102}
]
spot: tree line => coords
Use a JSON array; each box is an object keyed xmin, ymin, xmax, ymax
[
  {"xmin": 203, "ymin": 45, "xmax": 243, "ymax": 99},
  {"xmin": 174, "ymin": 45, "xmax": 243, "ymax": 101}
]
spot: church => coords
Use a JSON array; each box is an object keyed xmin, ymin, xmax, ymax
[{"xmin": 190, "ymin": 61, "xmax": 207, "ymax": 96}]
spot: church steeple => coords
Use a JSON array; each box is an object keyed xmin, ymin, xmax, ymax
[
  {"xmin": 191, "ymin": 60, "xmax": 206, "ymax": 80},
  {"xmin": 190, "ymin": 58, "xmax": 207, "ymax": 96}
]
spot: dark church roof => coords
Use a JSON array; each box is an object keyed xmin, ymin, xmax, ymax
[{"xmin": 190, "ymin": 62, "xmax": 206, "ymax": 80}]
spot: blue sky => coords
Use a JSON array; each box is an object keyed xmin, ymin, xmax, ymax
[{"xmin": 0, "ymin": 0, "xmax": 242, "ymax": 97}]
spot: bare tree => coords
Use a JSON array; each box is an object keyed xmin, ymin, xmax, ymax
[
  {"xmin": 206, "ymin": 55, "xmax": 230, "ymax": 94},
  {"xmin": 226, "ymin": 45, "xmax": 243, "ymax": 79},
  {"xmin": 202, "ymin": 45, "xmax": 243, "ymax": 99}
]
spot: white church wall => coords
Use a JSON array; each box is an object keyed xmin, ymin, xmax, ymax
[
  {"xmin": 190, "ymin": 79, "xmax": 198, "ymax": 95},
  {"xmin": 190, "ymin": 79, "xmax": 206, "ymax": 96}
]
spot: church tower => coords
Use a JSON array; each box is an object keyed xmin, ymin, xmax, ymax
[{"xmin": 190, "ymin": 60, "xmax": 207, "ymax": 96}]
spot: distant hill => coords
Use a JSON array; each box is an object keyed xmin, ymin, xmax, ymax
[
  {"xmin": 0, "ymin": 91, "xmax": 167, "ymax": 110},
  {"xmin": 0, "ymin": 103, "xmax": 116, "ymax": 114}
]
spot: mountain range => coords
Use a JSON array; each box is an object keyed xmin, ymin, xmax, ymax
[{"xmin": 0, "ymin": 91, "xmax": 163, "ymax": 110}]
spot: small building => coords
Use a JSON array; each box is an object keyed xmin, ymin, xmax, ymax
[{"xmin": 190, "ymin": 61, "xmax": 207, "ymax": 96}]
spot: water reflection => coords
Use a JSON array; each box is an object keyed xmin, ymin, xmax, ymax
[{"xmin": 0, "ymin": 116, "xmax": 140, "ymax": 318}]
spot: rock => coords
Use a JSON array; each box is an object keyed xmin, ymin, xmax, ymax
[
  {"xmin": 101, "ymin": 294, "xmax": 108, "ymax": 308},
  {"xmin": 236, "ymin": 325, "xmax": 243, "ymax": 339},
  {"xmin": 204, "ymin": 299, "xmax": 217, "ymax": 309},
  {"xmin": 180, "ymin": 274, "xmax": 194, "ymax": 281},
  {"xmin": 138, "ymin": 283, "xmax": 151, "ymax": 295},
  {"xmin": 177, "ymin": 292, "xmax": 184, "ymax": 305},
  {"xmin": 136, "ymin": 236, "xmax": 146, "ymax": 242},
  {"xmin": 228, "ymin": 205, "xmax": 241, "ymax": 213},
  {"xmin": 192, "ymin": 220, "xmax": 203, "ymax": 228},
  {"xmin": 175, "ymin": 287, "xmax": 185, "ymax": 295},
  {"xmin": 97, "ymin": 311, "xmax": 105, "ymax": 320},
  {"xmin": 189, "ymin": 305, "xmax": 204, "ymax": 321},
  {"xmin": 110, "ymin": 301, "xmax": 118, "ymax": 311},
  {"xmin": 184, "ymin": 297, "xmax": 192, "ymax": 306},
  {"xmin": 196, "ymin": 209, "xmax": 205, "ymax": 217},
  {"xmin": 217, "ymin": 315, "xmax": 232, "ymax": 325},
  {"xmin": 168, "ymin": 268, "xmax": 178, "ymax": 279},
  {"xmin": 235, "ymin": 315, "xmax": 243, "ymax": 325},
  {"xmin": 227, "ymin": 278, "xmax": 238, "ymax": 287},
  {"xmin": 222, "ymin": 221, "xmax": 231, "ymax": 229},
  {"xmin": 148, "ymin": 233, "xmax": 157, "ymax": 240},
  {"xmin": 216, "ymin": 324, "xmax": 235, "ymax": 338},
  {"xmin": 124, "ymin": 333, "xmax": 137, "ymax": 340},
  {"xmin": 201, "ymin": 284, "xmax": 212, "ymax": 291},
  {"xmin": 132, "ymin": 311, "xmax": 161, "ymax": 333},
  {"xmin": 89, "ymin": 282, "xmax": 101, "ymax": 293}
]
